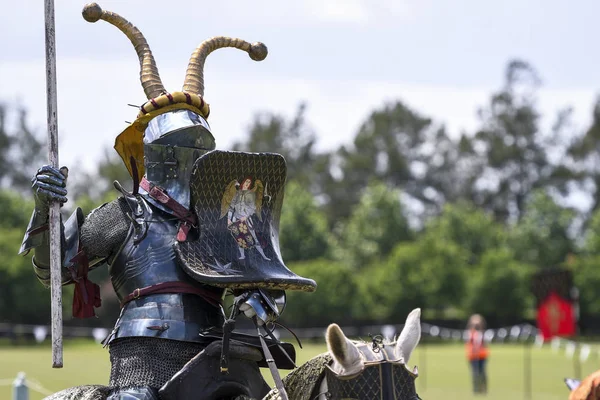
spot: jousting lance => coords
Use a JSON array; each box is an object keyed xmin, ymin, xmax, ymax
[{"xmin": 44, "ymin": 0, "xmax": 63, "ymax": 368}]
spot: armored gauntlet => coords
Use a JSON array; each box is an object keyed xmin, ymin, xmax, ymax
[
  {"xmin": 33, "ymin": 165, "xmax": 69, "ymax": 213},
  {"xmin": 20, "ymin": 165, "xmax": 73, "ymax": 286}
]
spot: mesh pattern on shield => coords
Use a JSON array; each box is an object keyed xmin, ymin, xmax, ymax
[
  {"xmin": 108, "ymin": 337, "xmax": 206, "ymax": 389},
  {"xmin": 174, "ymin": 151, "xmax": 315, "ymax": 291},
  {"xmin": 179, "ymin": 152, "xmax": 286, "ymax": 276},
  {"xmin": 81, "ymin": 197, "xmax": 130, "ymax": 260}
]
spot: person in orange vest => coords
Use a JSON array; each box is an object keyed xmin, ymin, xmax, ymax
[{"xmin": 466, "ymin": 314, "xmax": 489, "ymax": 394}]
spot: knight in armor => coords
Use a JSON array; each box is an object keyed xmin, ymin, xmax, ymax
[{"xmin": 20, "ymin": 3, "xmax": 316, "ymax": 399}]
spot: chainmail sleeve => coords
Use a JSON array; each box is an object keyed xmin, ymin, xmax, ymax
[{"xmin": 80, "ymin": 197, "xmax": 131, "ymax": 264}]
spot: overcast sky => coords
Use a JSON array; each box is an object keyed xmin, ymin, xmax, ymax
[{"xmin": 1, "ymin": 0, "xmax": 598, "ymax": 172}]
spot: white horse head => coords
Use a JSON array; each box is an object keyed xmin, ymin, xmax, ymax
[{"xmin": 318, "ymin": 308, "xmax": 422, "ymax": 400}]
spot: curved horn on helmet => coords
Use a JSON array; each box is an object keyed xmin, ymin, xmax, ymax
[
  {"xmin": 82, "ymin": 3, "xmax": 166, "ymax": 99},
  {"xmin": 182, "ymin": 37, "xmax": 268, "ymax": 97}
]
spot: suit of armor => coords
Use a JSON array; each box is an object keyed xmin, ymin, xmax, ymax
[
  {"xmin": 23, "ymin": 193, "xmax": 232, "ymax": 398},
  {"xmin": 23, "ymin": 187, "xmax": 277, "ymax": 399},
  {"xmin": 20, "ymin": 3, "xmax": 315, "ymax": 399}
]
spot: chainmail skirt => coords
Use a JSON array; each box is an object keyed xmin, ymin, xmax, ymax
[{"xmin": 109, "ymin": 337, "xmax": 206, "ymax": 389}]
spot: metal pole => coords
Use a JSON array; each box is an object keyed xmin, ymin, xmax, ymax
[
  {"xmin": 574, "ymin": 343, "xmax": 581, "ymax": 380},
  {"xmin": 12, "ymin": 372, "xmax": 29, "ymax": 400},
  {"xmin": 420, "ymin": 340, "xmax": 426, "ymax": 392},
  {"xmin": 523, "ymin": 341, "xmax": 532, "ymax": 400},
  {"xmin": 44, "ymin": 0, "xmax": 63, "ymax": 368}
]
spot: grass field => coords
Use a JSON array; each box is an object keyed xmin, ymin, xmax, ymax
[{"xmin": 0, "ymin": 340, "xmax": 597, "ymax": 399}]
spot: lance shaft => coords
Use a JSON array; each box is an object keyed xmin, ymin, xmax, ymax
[{"xmin": 44, "ymin": 0, "xmax": 63, "ymax": 368}]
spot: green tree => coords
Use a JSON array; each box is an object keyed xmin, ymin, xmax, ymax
[
  {"xmin": 471, "ymin": 60, "xmax": 557, "ymax": 221},
  {"xmin": 282, "ymin": 260, "xmax": 357, "ymax": 327},
  {"xmin": 338, "ymin": 181, "xmax": 412, "ymax": 270},
  {"xmin": 567, "ymin": 97, "xmax": 600, "ymax": 212},
  {"xmin": 0, "ymin": 104, "xmax": 46, "ymax": 193},
  {"xmin": 0, "ymin": 104, "xmax": 79, "ymax": 324},
  {"xmin": 420, "ymin": 131, "xmax": 483, "ymax": 210},
  {"xmin": 70, "ymin": 149, "xmax": 131, "ymax": 206},
  {"xmin": 582, "ymin": 205, "xmax": 600, "ymax": 253},
  {"xmin": 572, "ymin": 208, "xmax": 600, "ymax": 318},
  {"xmin": 572, "ymin": 256, "xmax": 600, "ymax": 319},
  {"xmin": 358, "ymin": 236, "xmax": 467, "ymax": 323},
  {"xmin": 279, "ymin": 182, "xmax": 333, "ymax": 262},
  {"xmin": 327, "ymin": 101, "xmax": 436, "ymax": 224},
  {"xmin": 422, "ymin": 202, "xmax": 506, "ymax": 267},
  {"xmin": 508, "ymin": 189, "xmax": 576, "ymax": 268},
  {"xmin": 0, "ymin": 191, "xmax": 54, "ymax": 324},
  {"xmin": 0, "ymin": 190, "xmax": 35, "ymax": 228},
  {"xmin": 0, "ymin": 105, "xmax": 11, "ymax": 183},
  {"xmin": 465, "ymin": 248, "xmax": 533, "ymax": 325},
  {"xmin": 232, "ymin": 103, "xmax": 322, "ymax": 188}
]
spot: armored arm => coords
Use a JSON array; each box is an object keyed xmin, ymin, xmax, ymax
[
  {"xmin": 19, "ymin": 165, "xmax": 76, "ymax": 287},
  {"xmin": 20, "ymin": 166, "xmax": 130, "ymax": 288},
  {"xmin": 23, "ymin": 208, "xmax": 87, "ymax": 287}
]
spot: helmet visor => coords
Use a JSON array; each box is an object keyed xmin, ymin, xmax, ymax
[{"xmin": 144, "ymin": 110, "xmax": 211, "ymax": 143}]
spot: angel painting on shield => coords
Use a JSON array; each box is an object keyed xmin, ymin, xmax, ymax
[{"xmin": 220, "ymin": 176, "xmax": 271, "ymax": 261}]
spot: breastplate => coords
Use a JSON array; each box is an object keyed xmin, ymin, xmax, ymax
[{"xmin": 107, "ymin": 195, "xmax": 224, "ymax": 344}]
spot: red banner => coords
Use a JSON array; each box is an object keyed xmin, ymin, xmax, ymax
[{"xmin": 537, "ymin": 292, "xmax": 576, "ymax": 340}]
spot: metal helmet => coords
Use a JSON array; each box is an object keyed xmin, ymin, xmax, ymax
[
  {"xmin": 82, "ymin": 2, "xmax": 268, "ymax": 209},
  {"xmin": 141, "ymin": 110, "xmax": 215, "ymax": 209}
]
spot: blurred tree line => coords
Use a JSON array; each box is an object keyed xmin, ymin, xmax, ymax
[{"xmin": 1, "ymin": 59, "xmax": 600, "ymax": 329}]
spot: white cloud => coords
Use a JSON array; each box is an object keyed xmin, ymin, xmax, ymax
[
  {"xmin": 301, "ymin": 0, "xmax": 415, "ymax": 24},
  {"xmin": 303, "ymin": 0, "xmax": 370, "ymax": 23},
  {"xmin": 0, "ymin": 58, "xmax": 596, "ymax": 175}
]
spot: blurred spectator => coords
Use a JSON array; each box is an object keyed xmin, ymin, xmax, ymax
[{"xmin": 466, "ymin": 314, "xmax": 489, "ymax": 395}]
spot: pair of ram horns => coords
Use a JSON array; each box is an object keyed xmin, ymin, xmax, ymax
[{"xmin": 82, "ymin": 2, "xmax": 268, "ymax": 100}]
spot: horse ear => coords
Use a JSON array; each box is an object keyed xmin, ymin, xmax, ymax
[
  {"xmin": 395, "ymin": 308, "xmax": 421, "ymax": 363},
  {"xmin": 326, "ymin": 323, "xmax": 364, "ymax": 375}
]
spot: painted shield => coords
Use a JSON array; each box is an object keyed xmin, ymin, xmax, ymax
[{"xmin": 175, "ymin": 150, "xmax": 317, "ymax": 292}]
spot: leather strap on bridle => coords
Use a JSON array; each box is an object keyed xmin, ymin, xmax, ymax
[{"xmin": 255, "ymin": 318, "xmax": 289, "ymax": 400}]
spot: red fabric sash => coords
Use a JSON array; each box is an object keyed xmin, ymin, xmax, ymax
[{"xmin": 70, "ymin": 250, "xmax": 101, "ymax": 319}]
